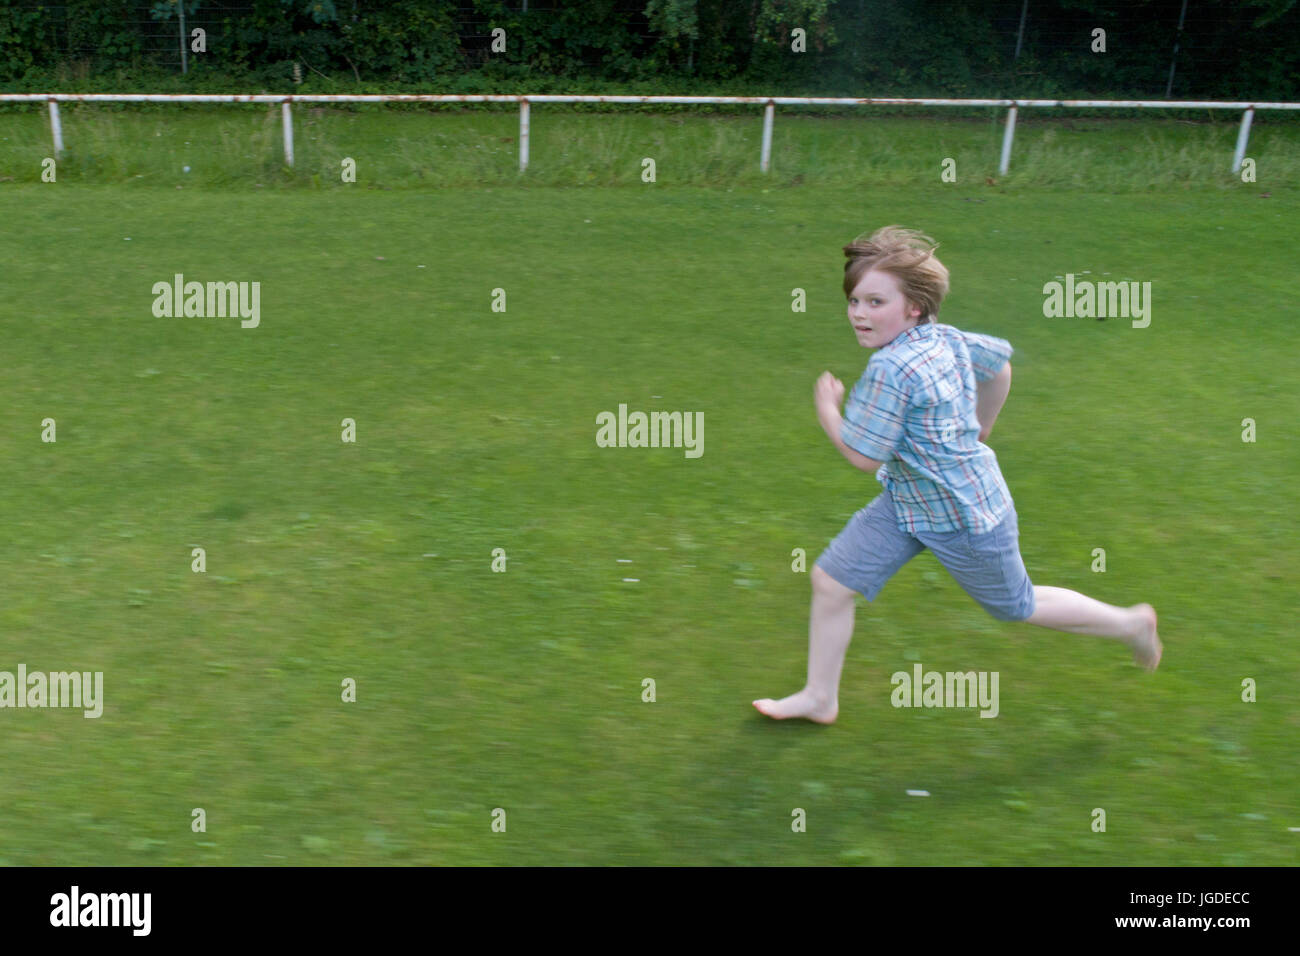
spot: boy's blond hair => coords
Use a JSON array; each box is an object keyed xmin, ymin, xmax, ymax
[{"xmin": 843, "ymin": 226, "xmax": 950, "ymax": 324}]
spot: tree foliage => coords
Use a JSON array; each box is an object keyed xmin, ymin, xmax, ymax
[{"xmin": 0, "ymin": 0, "xmax": 1296, "ymax": 100}]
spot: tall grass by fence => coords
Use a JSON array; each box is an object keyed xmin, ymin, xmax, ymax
[{"xmin": 4, "ymin": 93, "xmax": 1298, "ymax": 178}]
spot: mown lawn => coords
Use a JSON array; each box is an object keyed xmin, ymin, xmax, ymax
[{"xmin": 0, "ymin": 109, "xmax": 1296, "ymax": 864}]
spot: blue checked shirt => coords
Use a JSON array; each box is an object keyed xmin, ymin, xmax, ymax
[{"xmin": 840, "ymin": 322, "xmax": 1014, "ymax": 534}]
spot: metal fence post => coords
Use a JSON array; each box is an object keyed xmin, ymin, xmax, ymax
[
  {"xmin": 48, "ymin": 99, "xmax": 64, "ymax": 157},
  {"xmin": 999, "ymin": 105, "xmax": 1018, "ymax": 176},
  {"xmin": 282, "ymin": 100, "xmax": 294, "ymax": 167},
  {"xmin": 179, "ymin": 1, "xmax": 188, "ymax": 75},
  {"xmin": 1232, "ymin": 107, "xmax": 1254, "ymax": 174},
  {"xmin": 520, "ymin": 98, "xmax": 530, "ymax": 172},
  {"xmin": 761, "ymin": 100, "xmax": 774, "ymax": 173}
]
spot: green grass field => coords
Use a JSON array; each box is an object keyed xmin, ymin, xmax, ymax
[{"xmin": 0, "ymin": 110, "xmax": 1297, "ymax": 865}]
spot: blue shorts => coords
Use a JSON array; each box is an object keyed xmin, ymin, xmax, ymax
[{"xmin": 815, "ymin": 488, "xmax": 1036, "ymax": 621}]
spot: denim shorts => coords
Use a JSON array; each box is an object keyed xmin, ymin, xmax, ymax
[{"xmin": 815, "ymin": 488, "xmax": 1036, "ymax": 621}]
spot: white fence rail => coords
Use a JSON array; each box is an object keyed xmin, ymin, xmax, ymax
[{"xmin": 3, "ymin": 93, "xmax": 1297, "ymax": 175}]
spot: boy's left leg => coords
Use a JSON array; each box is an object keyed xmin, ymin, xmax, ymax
[
  {"xmin": 752, "ymin": 565, "xmax": 858, "ymax": 723},
  {"xmin": 754, "ymin": 490, "xmax": 924, "ymax": 723}
]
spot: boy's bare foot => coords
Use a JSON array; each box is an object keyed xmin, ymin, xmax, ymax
[
  {"xmin": 1128, "ymin": 603, "xmax": 1162, "ymax": 672},
  {"xmin": 752, "ymin": 690, "xmax": 838, "ymax": 724}
]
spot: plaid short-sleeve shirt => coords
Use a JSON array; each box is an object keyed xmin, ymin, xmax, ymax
[{"xmin": 840, "ymin": 322, "xmax": 1014, "ymax": 534}]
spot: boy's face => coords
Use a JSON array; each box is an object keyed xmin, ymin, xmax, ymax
[{"xmin": 847, "ymin": 268, "xmax": 922, "ymax": 348}]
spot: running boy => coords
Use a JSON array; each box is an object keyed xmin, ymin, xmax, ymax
[{"xmin": 754, "ymin": 226, "xmax": 1161, "ymax": 724}]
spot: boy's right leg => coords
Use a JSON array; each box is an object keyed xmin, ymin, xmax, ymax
[
  {"xmin": 1025, "ymin": 587, "xmax": 1162, "ymax": 671},
  {"xmin": 919, "ymin": 507, "xmax": 1163, "ymax": 673}
]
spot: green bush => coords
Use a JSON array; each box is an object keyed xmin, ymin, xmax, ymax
[{"xmin": 1, "ymin": 0, "xmax": 1297, "ymax": 102}]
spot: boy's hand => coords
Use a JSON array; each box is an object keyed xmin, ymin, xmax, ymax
[{"xmin": 815, "ymin": 372, "xmax": 845, "ymax": 411}]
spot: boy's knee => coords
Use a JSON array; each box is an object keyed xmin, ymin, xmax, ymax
[
  {"xmin": 812, "ymin": 564, "xmax": 856, "ymax": 604},
  {"xmin": 985, "ymin": 588, "xmax": 1035, "ymax": 622}
]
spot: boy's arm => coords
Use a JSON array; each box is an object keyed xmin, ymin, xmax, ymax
[
  {"xmin": 815, "ymin": 372, "xmax": 885, "ymax": 474},
  {"xmin": 975, "ymin": 361, "xmax": 1012, "ymax": 442},
  {"xmin": 818, "ymin": 401, "xmax": 885, "ymax": 473}
]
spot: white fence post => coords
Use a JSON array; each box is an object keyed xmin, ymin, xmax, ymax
[
  {"xmin": 1232, "ymin": 107, "xmax": 1254, "ymax": 173},
  {"xmin": 999, "ymin": 105, "xmax": 1017, "ymax": 176},
  {"xmin": 520, "ymin": 98, "xmax": 530, "ymax": 172},
  {"xmin": 282, "ymin": 100, "xmax": 294, "ymax": 168},
  {"xmin": 761, "ymin": 100, "xmax": 774, "ymax": 172},
  {"xmin": 48, "ymin": 99, "xmax": 64, "ymax": 157}
]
